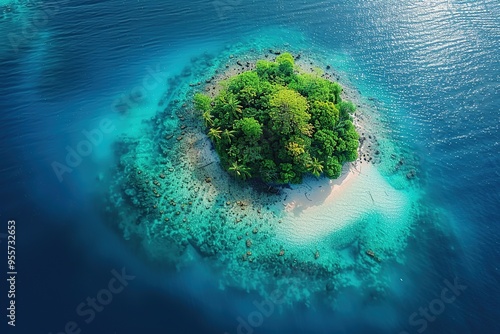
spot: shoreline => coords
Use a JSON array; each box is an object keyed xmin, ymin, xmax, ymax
[
  {"xmin": 282, "ymin": 162, "xmax": 361, "ymax": 215},
  {"xmin": 193, "ymin": 51, "xmax": 386, "ymax": 245}
]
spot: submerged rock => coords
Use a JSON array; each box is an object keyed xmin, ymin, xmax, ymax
[
  {"xmin": 406, "ymin": 169, "xmax": 416, "ymax": 179},
  {"xmin": 365, "ymin": 249, "xmax": 381, "ymax": 262},
  {"xmin": 315, "ymin": 250, "xmax": 320, "ymax": 259}
]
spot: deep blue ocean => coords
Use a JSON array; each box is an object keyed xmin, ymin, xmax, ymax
[{"xmin": 1, "ymin": 0, "xmax": 499, "ymax": 333}]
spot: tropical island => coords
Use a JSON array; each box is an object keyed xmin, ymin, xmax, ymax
[
  {"xmin": 193, "ymin": 52, "xmax": 359, "ymax": 184},
  {"xmin": 101, "ymin": 43, "xmax": 419, "ymax": 308}
]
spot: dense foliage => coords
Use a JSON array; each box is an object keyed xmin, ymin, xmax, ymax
[{"xmin": 193, "ymin": 53, "xmax": 359, "ymax": 184}]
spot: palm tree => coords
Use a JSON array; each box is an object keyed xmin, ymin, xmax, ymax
[
  {"xmin": 224, "ymin": 94, "xmax": 242, "ymax": 120},
  {"xmin": 228, "ymin": 161, "xmax": 252, "ymax": 180},
  {"xmin": 202, "ymin": 111, "xmax": 214, "ymax": 127},
  {"xmin": 207, "ymin": 127, "xmax": 222, "ymax": 142},
  {"xmin": 307, "ymin": 157, "xmax": 324, "ymax": 177},
  {"xmin": 222, "ymin": 129, "xmax": 236, "ymax": 144}
]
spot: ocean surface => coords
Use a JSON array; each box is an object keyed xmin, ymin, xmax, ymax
[{"xmin": 1, "ymin": 0, "xmax": 499, "ymax": 333}]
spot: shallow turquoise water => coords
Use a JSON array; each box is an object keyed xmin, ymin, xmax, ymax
[{"xmin": 1, "ymin": 1, "xmax": 499, "ymax": 333}]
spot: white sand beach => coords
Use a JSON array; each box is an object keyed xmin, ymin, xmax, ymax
[
  {"xmin": 276, "ymin": 162, "xmax": 410, "ymax": 245},
  {"xmin": 282, "ymin": 163, "xmax": 361, "ymax": 214}
]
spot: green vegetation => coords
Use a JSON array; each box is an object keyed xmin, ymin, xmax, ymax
[{"xmin": 193, "ymin": 53, "xmax": 359, "ymax": 184}]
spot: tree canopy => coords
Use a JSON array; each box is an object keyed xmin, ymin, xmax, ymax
[{"xmin": 193, "ymin": 53, "xmax": 359, "ymax": 184}]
